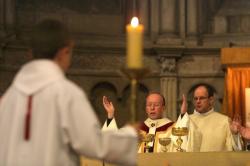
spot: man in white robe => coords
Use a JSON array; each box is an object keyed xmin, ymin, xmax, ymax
[
  {"xmin": 0, "ymin": 19, "xmax": 138, "ymax": 166},
  {"xmin": 181, "ymin": 84, "xmax": 242, "ymax": 151},
  {"xmin": 102, "ymin": 93, "xmax": 201, "ymax": 153}
]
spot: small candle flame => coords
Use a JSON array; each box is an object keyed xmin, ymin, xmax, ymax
[{"xmin": 131, "ymin": 17, "xmax": 139, "ymax": 27}]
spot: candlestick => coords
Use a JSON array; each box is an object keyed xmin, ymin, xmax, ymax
[
  {"xmin": 126, "ymin": 17, "xmax": 144, "ymax": 69},
  {"xmin": 120, "ymin": 67, "xmax": 149, "ymax": 123}
]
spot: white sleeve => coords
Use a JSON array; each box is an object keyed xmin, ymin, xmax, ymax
[
  {"xmin": 102, "ymin": 118, "xmax": 118, "ymax": 131},
  {"xmin": 170, "ymin": 113, "xmax": 189, "ymax": 151},
  {"xmin": 172, "ymin": 113, "xmax": 201, "ymax": 152},
  {"xmin": 232, "ymin": 133, "xmax": 243, "ymax": 151},
  {"xmin": 59, "ymin": 87, "xmax": 138, "ymax": 166},
  {"xmin": 175, "ymin": 112, "xmax": 189, "ymax": 128}
]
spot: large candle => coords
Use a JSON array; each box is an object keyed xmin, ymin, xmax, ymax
[
  {"xmin": 246, "ymin": 88, "xmax": 250, "ymax": 127},
  {"xmin": 126, "ymin": 17, "xmax": 144, "ymax": 69}
]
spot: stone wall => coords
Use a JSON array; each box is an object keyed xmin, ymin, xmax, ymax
[{"xmin": 1, "ymin": 0, "xmax": 250, "ymax": 125}]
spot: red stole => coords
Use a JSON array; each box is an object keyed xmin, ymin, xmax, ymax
[
  {"xmin": 139, "ymin": 121, "xmax": 174, "ymax": 152},
  {"xmin": 139, "ymin": 121, "xmax": 174, "ymax": 133},
  {"xmin": 24, "ymin": 95, "xmax": 33, "ymax": 141}
]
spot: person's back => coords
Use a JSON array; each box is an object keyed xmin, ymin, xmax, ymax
[
  {"xmin": 0, "ymin": 61, "xmax": 82, "ymax": 165},
  {"xmin": 0, "ymin": 19, "xmax": 138, "ymax": 166}
]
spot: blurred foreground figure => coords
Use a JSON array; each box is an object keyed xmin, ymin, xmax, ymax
[{"xmin": 0, "ymin": 19, "xmax": 138, "ymax": 166}]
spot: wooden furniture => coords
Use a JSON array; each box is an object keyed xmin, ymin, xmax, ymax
[{"xmin": 221, "ymin": 47, "xmax": 250, "ymax": 67}]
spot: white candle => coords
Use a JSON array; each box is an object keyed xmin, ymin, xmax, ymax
[
  {"xmin": 126, "ymin": 17, "xmax": 144, "ymax": 69},
  {"xmin": 245, "ymin": 88, "xmax": 250, "ymax": 127}
]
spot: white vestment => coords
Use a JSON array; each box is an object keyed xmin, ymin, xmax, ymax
[
  {"xmin": 181, "ymin": 109, "xmax": 241, "ymax": 151},
  {"xmin": 103, "ymin": 116, "xmax": 201, "ymax": 152},
  {"xmin": 0, "ymin": 60, "xmax": 137, "ymax": 166}
]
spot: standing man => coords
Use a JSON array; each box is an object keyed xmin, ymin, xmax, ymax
[
  {"xmin": 102, "ymin": 92, "xmax": 201, "ymax": 153},
  {"xmin": 182, "ymin": 84, "xmax": 241, "ymax": 151},
  {"xmin": 0, "ymin": 19, "xmax": 138, "ymax": 166}
]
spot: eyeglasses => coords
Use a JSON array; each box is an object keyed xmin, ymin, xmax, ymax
[
  {"xmin": 193, "ymin": 96, "xmax": 208, "ymax": 101},
  {"xmin": 146, "ymin": 102, "xmax": 163, "ymax": 108}
]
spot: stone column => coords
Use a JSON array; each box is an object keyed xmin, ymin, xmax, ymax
[
  {"xmin": 0, "ymin": 0, "xmax": 4, "ymax": 37},
  {"xmin": 138, "ymin": 0, "xmax": 149, "ymax": 33},
  {"xmin": 179, "ymin": 0, "xmax": 186, "ymax": 40},
  {"xmin": 158, "ymin": 56, "xmax": 178, "ymax": 120},
  {"xmin": 160, "ymin": 0, "xmax": 176, "ymax": 35},
  {"xmin": 187, "ymin": 0, "xmax": 198, "ymax": 37},
  {"xmin": 4, "ymin": 0, "xmax": 15, "ymax": 31},
  {"xmin": 161, "ymin": 77, "xmax": 177, "ymax": 120},
  {"xmin": 150, "ymin": 0, "xmax": 159, "ymax": 41}
]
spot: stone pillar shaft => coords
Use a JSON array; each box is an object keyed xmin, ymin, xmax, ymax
[
  {"xmin": 187, "ymin": 0, "xmax": 198, "ymax": 36},
  {"xmin": 161, "ymin": 77, "xmax": 177, "ymax": 120},
  {"xmin": 179, "ymin": 0, "xmax": 186, "ymax": 39},
  {"xmin": 160, "ymin": 0, "xmax": 176, "ymax": 34}
]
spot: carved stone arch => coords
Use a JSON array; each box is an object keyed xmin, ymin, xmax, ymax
[
  {"xmin": 187, "ymin": 82, "xmax": 222, "ymax": 114},
  {"xmin": 121, "ymin": 83, "xmax": 149, "ymax": 123},
  {"xmin": 90, "ymin": 82, "xmax": 117, "ymax": 124}
]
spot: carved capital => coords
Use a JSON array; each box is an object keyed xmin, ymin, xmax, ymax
[{"xmin": 158, "ymin": 56, "xmax": 176, "ymax": 74}]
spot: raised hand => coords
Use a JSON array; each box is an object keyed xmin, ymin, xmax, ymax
[
  {"xmin": 103, "ymin": 96, "xmax": 115, "ymax": 119},
  {"xmin": 230, "ymin": 113, "xmax": 242, "ymax": 134},
  {"xmin": 240, "ymin": 126, "xmax": 250, "ymax": 140},
  {"xmin": 180, "ymin": 94, "xmax": 187, "ymax": 114}
]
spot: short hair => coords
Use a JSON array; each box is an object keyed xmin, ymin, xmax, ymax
[
  {"xmin": 30, "ymin": 19, "xmax": 72, "ymax": 59},
  {"xmin": 194, "ymin": 83, "xmax": 215, "ymax": 98},
  {"xmin": 146, "ymin": 92, "xmax": 166, "ymax": 106}
]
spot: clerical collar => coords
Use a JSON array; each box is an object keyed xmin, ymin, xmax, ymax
[
  {"xmin": 145, "ymin": 118, "xmax": 172, "ymax": 128},
  {"xmin": 194, "ymin": 108, "xmax": 214, "ymax": 116}
]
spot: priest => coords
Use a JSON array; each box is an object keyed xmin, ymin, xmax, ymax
[
  {"xmin": 181, "ymin": 84, "xmax": 242, "ymax": 151},
  {"xmin": 102, "ymin": 92, "xmax": 201, "ymax": 153}
]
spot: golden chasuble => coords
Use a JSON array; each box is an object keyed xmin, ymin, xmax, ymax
[{"xmin": 138, "ymin": 118, "xmax": 175, "ymax": 153}]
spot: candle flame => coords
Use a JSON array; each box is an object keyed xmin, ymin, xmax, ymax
[{"xmin": 131, "ymin": 17, "xmax": 139, "ymax": 27}]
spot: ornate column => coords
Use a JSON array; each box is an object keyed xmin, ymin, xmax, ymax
[
  {"xmin": 157, "ymin": 52, "xmax": 181, "ymax": 120},
  {"xmin": 161, "ymin": 73, "xmax": 177, "ymax": 120}
]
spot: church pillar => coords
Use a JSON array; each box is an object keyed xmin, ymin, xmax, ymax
[
  {"xmin": 149, "ymin": 0, "xmax": 159, "ymax": 42},
  {"xmin": 179, "ymin": 0, "xmax": 186, "ymax": 40},
  {"xmin": 0, "ymin": 0, "xmax": 4, "ymax": 38},
  {"xmin": 157, "ymin": 52, "xmax": 181, "ymax": 120},
  {"xmin": 161, "ymin": 76, "xmax": 177, "ymax": 120},
  {"xmin": 4, "ymin": 0, "xmax": 16, "ymax": 32},
  {"xmin": 160, "ymin": 0, "xmax": 177, "ymax": 35},
  {"xmin": 138, "ymin": 0, "xmax": 149, "ymax": 33},
  {"xmin": 187, "ymin": 0, "xmax": 198, "ymax": 39}
]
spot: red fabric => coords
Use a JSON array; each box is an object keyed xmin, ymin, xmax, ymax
[
  {"xmin": 139, "ymin": 121, "xmax": 174, "ymax": 153},
  {"xmin": 139, "ymin": 121, "xmax": 174, "ymax": 133},
  {"xmin": 24, "ymin": 96, "xmax": 33, "ymax": 140}
]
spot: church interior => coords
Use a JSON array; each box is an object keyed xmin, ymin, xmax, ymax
[{"xmin": 1, "ymin": 0, "xmax": 250, "ymax": 165}]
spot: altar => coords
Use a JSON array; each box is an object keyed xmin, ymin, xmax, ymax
[{"xmin": 81, "ymin": 152, "xmax": 250, "ymax": 166}]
